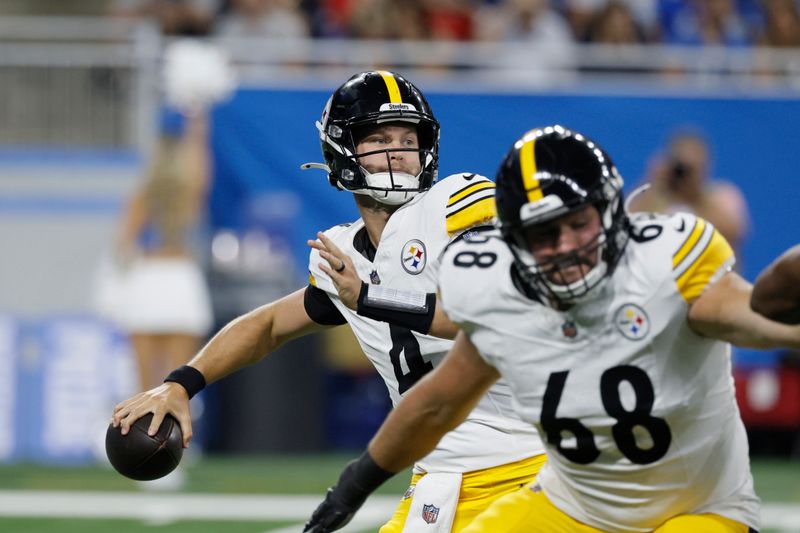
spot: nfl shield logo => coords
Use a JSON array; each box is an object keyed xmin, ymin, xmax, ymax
[
  {"xmin": 422, "ymin": 504, "xmax": 439, "ymax": 524},
  {"xmin": 561, "ymin": 320, "xmax": 577, "ymax": 338},
  {"xmin": 370, "ymin": 269, "xmax": 381, "ymax": 285}
]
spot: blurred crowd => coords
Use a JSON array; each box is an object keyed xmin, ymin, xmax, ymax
[{"xmin": 105, "ymin": 0, "xmax": 800, "ymax": 48}]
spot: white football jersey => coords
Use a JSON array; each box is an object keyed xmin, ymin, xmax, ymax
[
  {"xmin": 309, "ymin": 173, "xmax": 544, "ymax": 473},
  {"xmin": 439, "ymin": 213, "xmax": 760, "ymax": 531}
]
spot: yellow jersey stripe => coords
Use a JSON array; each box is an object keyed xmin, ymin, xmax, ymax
[
  {"xmin": 445, "ymin": 196, "xmax": 496, "ymax": 237},
  {"xmin": 672, "ymin": 217, "xmax": 705, "ymax": 269},
  {"xmin": 309, "ymin": 272, "xmax": 317, "ymax": 287},
  {"xmin": 675, "ymin": 229, "xmax": 735, "ymax": 303},
  {"xmin": 447, "ymin": 181, "xmax": 496, "ymax": 207},
  {"xmin": 378, "ymin": 71, "xmax": 402, "ymax": 103},
  {"xmin": 519, "ymin": 138, "xmax": 543, "ymax": 202}
]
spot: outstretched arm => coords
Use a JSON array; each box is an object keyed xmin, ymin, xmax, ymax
[
  {"xmin": 688, "ymin": 271, "xmax": 800, "ymax": 349},
  {"xmin": 112, "ymin": 288, "xmax": 330, "ymax": 446},
  {"xmin": 368, "ymin": 331, "xmax": 500, "ymax": 470},
  {"xmin": 751, "ymin": 244, "xmax": 800, "ymax": 324},
  {"xmin": 304, "ymin": 331, "xmax": 499, "ymax": 532}
]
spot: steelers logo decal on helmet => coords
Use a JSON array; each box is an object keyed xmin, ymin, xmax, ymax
[
  {"xmin": 615, "ymin": 304, "xmax": 650, "ymax": 340},
  {"xmin": 401, "ymin": 239, "xmax": 427, "ymax": 275}
]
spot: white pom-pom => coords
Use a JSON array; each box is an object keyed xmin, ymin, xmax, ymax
[{"xmin": 162, "ymin": 39, "xmax": 236, "ymax": 112}]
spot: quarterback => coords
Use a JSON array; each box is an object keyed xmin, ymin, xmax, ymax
[
  {"xmin": 305, "ymin": 126, "xmax": 800, "ymax": 533},
  {"xmin": 112, "ymin": 71, "xmax": 545, "ymax": 532}
]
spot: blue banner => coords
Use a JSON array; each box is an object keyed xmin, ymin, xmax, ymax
[{"xmin": 210, "ymin": 87, "xmax": 800, "ymax": 284}]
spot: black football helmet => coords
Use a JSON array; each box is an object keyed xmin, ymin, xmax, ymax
[
  {"xmin": 495, "ymin": 125, "xmax": 629, "ymax": 304},
  {"xmin": 308, "ymin": 71, "xmax": 440, "ymax": 205}
]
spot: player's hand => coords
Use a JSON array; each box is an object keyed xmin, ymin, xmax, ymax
[
  {"xmin": 308, "ymin": 231, "xmax": 362, "ymax": 310},
  {"xmin": 304, "ymin": 451, "xmax": 392, "ymax": 532},
  {"xmin": 111, "ymin": 382, "xmax": 194, "ymax": 448},
  {"xmin": 302, "ymin": 486, "xmax": 362, "ymax": 533}
]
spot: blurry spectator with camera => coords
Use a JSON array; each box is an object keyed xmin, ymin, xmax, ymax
[{"xmin": 628, "ymin": 128, "xmax": 749, "ymax": 253}]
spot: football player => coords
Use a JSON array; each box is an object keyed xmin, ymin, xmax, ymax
[
  {"xmin": 751, "ymin": 244, "xmax": 800, "ymax": 324},
  {"xmin": 112, "ymin": 71, "xmax": 545, "ymax": 532},
  {"xmin": 304, "ymin": 125, "xmax": 800, "ymax": 533}
]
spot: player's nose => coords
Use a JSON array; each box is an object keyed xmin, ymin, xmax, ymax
[{"xmin": 554, "ymin": 227, "xmax": 580, "ymax": 254}]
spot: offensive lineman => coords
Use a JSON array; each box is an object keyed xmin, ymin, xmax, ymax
[
  {"xmin": 305, "ymin": 126, "xmax": 800, "ymax": 532},
  {"xmin": 112, "ymin": 71, "xmax": 545, "ymax": 532}
]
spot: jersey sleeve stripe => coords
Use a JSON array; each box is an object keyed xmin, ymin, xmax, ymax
[
  {"xmin": 447, "ymin": 181, "xmax": 496, "ymax": 207},
  {"xmin": 445, "ymin": 196, "xmax": 496, "ymax": 236},
  {"xmin": 309, "ymin": 272, "xmax": 318, "ymax": 287},
  {"xmin": 378, "ymin": 71, "xmax": 402, "ymax": 103},
  {"xmin": 674, "ymin": 228, "xmax": 735, "ymax": 303},
  {"xmin": 674, "ymin": 221, "xmax": 713, "ymax": 279},
  {"xmin": 672, "ymin": 217, "xmax": 704, "ymax": 269}
]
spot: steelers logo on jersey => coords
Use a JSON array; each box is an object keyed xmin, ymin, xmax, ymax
[
  {"xmin": 615, "ymin": 303, "xmax": 650, "ymax": 340},
  {"xmin": 401, "ymin": 239, "xmax": 427, "ymax": 275}
]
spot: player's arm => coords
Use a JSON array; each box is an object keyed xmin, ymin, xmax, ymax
[
  {"xmin": 751, "ymin": 244, "xmax": 800, "ymax": 324},
  {"xmin": 112, "ymin": 287, "xmax": 331, "ymax": 446},
  {"xmin": 308, "ymin": 231, "xmax": 459, "ymax": 339},
  {"xmin": 688, "ymin": 271, "xmax": 800, "ymax": 350},
  {"xmin": 303, "ymin": 331, "xmax": 499, "ymax": 532}
]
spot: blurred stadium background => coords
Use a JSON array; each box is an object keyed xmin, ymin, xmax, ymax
[{"xmin": 1, "ymin": 0, "xmax": 799, "ymax": 532}]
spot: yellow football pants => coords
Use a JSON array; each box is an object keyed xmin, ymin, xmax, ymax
[
  {"xmin": 461, "ymin": 483, "xmax": 753, "ymax": 533},
  {"xmin": 379, "ymin": 454, "xmax": 546, "ymax": 533}
]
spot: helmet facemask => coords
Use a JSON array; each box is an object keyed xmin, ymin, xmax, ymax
[
  {"xmin": 318, "ymin": 114, "xmax": 438, "ymax": 206},
  {"xmin": 495, "ymin": 126, "xmax": 630, "ymax": 308},
  {"xmin": 505, "ymin": 197, "xmax": 623, "ymax": 306}
]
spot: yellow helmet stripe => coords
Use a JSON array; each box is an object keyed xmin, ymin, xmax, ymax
[
  {"xmin": 378, "ymin": 71, "xmax": 403, "ymax": 103},
  {"xmin": 519, "ymin": 138, "xmax": 543, "ymax": 202}
]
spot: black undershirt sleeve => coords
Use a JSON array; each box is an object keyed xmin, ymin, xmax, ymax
[{"xmin": 304, "ymin": 285, "xmax": 347, "ymax": 326}]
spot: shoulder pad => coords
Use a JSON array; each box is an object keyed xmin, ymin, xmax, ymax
[
  {"xmin": 439, "ymin": 233, "xmax": 511, "ymax": 326},
  {"xmin": 433, "ymin": 173, "xmax": 497, "ymax": 237},
  {"xmin": 668, "ymin": 213, "xmax": 735, "ymax": 303},
  {"xmin": 630, "ymin": 212, "xmax": 735, "ymax": 303}
]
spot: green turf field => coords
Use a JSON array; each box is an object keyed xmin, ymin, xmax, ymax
[{"xmin": 0, "ymin": 455, "xmax": 798, "ymax": 532}]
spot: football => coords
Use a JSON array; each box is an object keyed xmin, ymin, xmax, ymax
[{"xmin": 105, "ymin": 413, "xmax": 183, "ymax": 481}]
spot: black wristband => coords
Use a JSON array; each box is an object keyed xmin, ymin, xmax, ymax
[
  {"xmin": 336, "ymin": 451, "xmax": 395, "ymax": 507},
  {"xmin": 164, "ymin": 365, "xmax": 206, "ymax": 399},
  {"xmin": 356, "ymin": 283, "xmax": 437, "ymax": 334}
]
